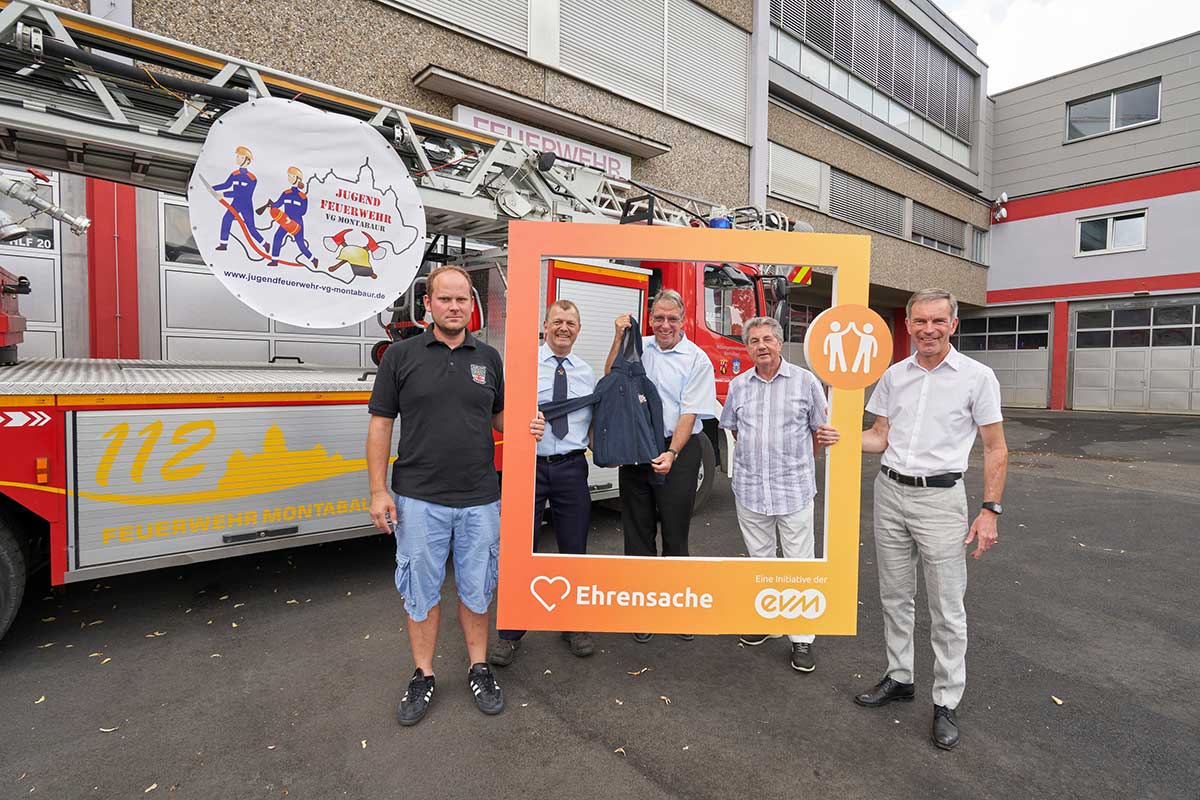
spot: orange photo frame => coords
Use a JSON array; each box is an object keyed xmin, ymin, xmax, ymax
[{"xmin": 498, "ymin": 221, "xmax": 873, "ymax": 635}]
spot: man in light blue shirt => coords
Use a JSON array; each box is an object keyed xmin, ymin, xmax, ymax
[
  {"xmin": 606, "ymin": 290, "xmax": 718, "ymax": 643},
  {"xmin": 490, "ymin": 299, "xmax": 596, "ymax": 665}
]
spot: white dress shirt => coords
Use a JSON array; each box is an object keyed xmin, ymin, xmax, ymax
[
  {"xmin": 536, "ymin": 343, "xmax": 596, "ymax": 456},
  {"xmin": 865, "ymin": 347, "xmax": 1002, "ymax": 476},
  {"xmin": 642, "ymin": 333, "xmax": 718, "ymax": 435}
]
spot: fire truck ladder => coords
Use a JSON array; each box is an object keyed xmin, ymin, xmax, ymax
[{"xmin": 0, "ymin": 0, "xmax": 788, "ymax": 244}]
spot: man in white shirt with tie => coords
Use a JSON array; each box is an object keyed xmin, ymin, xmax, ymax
[
  {"xmin": 489, "ymin": 299, "xmax": 596, "ymax": 666},
  {"xmin": 854, "ymin": 288, "xmax": 1009, "ymax": 752}
]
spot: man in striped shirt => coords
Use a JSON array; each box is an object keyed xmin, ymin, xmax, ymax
[{"xmin": 719, "ymin": 316, "xmax": 839, "ymax": 672}]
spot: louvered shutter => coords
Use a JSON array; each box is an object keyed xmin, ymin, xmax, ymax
[
  {"xmin": 768, "ymin": 143, "xmax": 822, "ymax": 207},
  {"xmin": 829, "ymin": 170, "xmax": 904, "ymax": 236},
  {"xmin": 833, "ymin": 0, "xmax": 854, "ymax": 67},
  {"xmin": 778, "ymin": 0, "xmax": 805, "ymax": 37},
  {"xmin": 561, "ymin": 0, "xmax": 665, "ymax": 109},
  {"xmin": 665, "ymin": 0, "xmax": 750, "ymax": 141},
  {"xmin": 876, "ymin": 6, "xmax": 894, "ymax": 95},
  {"xmin": 395, "ymin": 0, "xmax": 527, "ymax": 51},
  {"xmin": 850, "ymin": 0, "xmax": 878, "ymax": 84},
  {"xmin": 805, "ymin": 0, "xmax": 835, "ymax": 55},
  {"xmin": 893, "ymin": 18, "xmax": 915, "ymax": 107},
  {"xmin": 912, "ymin": 203, "xmax": 965, "ymax": 248}
]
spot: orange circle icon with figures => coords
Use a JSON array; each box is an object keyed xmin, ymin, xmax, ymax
[{"xmin": 804, "ymin": 305, "xmax": 892, "ymax": 389}]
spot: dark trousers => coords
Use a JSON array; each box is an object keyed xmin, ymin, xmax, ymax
[
  {"xmin": 500, "ymin": 451, "xmax": 591, "ymax": 641},
  {"xmin": 619, "ymin": 436, "xmax": 701, "ymax": 558}
]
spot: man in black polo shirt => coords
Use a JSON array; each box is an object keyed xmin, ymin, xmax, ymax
[{"xmin": 367, "ymin": 265, "xmax": 542, "ymax": 727}]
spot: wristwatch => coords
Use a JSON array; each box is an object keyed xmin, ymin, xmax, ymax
[
  {"xmin": 981, "ymin": 501, "xmax": 1003, "ymax": 515},
  {"xmin": 667, "ymin": 447, "xmax": 679, "ymax": 457}
]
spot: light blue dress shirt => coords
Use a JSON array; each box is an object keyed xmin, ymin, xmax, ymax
[
  {"xmin": 537, "ymin": 343, "xmax": 596, "ymax": 456},
  {"xmin": 642, "ymin": 333, "xmax": 718, "ymax": 436}
]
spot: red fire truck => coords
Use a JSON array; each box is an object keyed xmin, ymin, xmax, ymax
[{"xmin": 0, "ymin": 1, "xmax": 795, "ymax": 641}]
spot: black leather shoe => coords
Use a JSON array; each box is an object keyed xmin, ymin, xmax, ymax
[
  {"xmin": 853, "ymin": 676, "xmax": 916, "ymax": 707},
  {"xmin": 932, "ymin": 705, "xmax": 960, "ymax": 750}
]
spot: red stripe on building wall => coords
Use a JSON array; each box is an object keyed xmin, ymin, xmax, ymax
[
  {"xmin": 85, "ymin": 179, "xmax": 139, "ymax": 358},
  {"xmin": 891, "ymin": 308, "xmax": 909, "ymax": 364},
  {"xmin": 988, "ymin": 272, "xmax": 1200, "ymax": 304},
  {"xmin": 994, "ymin": 166, "xmax": 1200, "ymax": 224},
  {"xmin": 1050, "ymin": 301, "xmax": 1069, "ymax": 411}
]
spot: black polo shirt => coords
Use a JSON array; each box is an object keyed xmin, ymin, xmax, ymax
[{"xmin": 368, "ymin": 327, "xmax": 504, "ymax": 507}]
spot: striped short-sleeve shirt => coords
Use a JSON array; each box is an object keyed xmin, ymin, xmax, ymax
[{"xmin": 719, "ymin": 359, "xmax": 828, "ymax": 516}]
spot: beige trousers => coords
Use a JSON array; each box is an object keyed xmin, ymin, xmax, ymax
[{"xmin": 872, "ymin": 472, "xmax": 969, "ymax": 709}]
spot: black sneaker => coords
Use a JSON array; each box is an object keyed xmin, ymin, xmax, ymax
[
  {"xmin": 739, "ymin": 634, "xmax": 782, "ymax": 646},
  {"xmin": 675, "ymin": 634, "xmax": 695, "ymax": 641},
  {"xmin": 488, "ymin": 638, "xmax": 521, "ymax": 667},
  {"xmin": 396, "ymin": 669, "xmax": 435, "ymax": 726},
  {"xmin": 468, "ymin": 663, "xmax": 505, "ymax": 716},
  {"xmin": 790, "ymin": 642, "xmax": 816, "ymax": 672},
  {"xmin": 633, "ymin": 633, "xmax": 654, "ymax": 643}
]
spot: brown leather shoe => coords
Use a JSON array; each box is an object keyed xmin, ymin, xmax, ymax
[
  {"xmin": 853, "ymin": 676, "xmax": 916, "ymax": 707},
  {"xmin": 932, "ymin": 705, "xmax": 960, "ymax": 750}
]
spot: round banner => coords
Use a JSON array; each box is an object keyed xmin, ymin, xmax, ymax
[
  {"xmin": 187, "ymin": 98, "xmax": 426, "ymax": 329},
  {"xmin": 803, "ymin": 304, "xmax": 892, "ymax": 389}
]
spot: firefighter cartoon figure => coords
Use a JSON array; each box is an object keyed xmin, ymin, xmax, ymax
[
  {"xmin": 258, "ymin": 166, "xmax": 317, "ymax": 268},
  {"xmin": 211, "ymin": 146, "xmax": 266, "ymax": 252},
  {"xmin": 324, "ymin": 228, "xmax": 385, "ymax": 280}
]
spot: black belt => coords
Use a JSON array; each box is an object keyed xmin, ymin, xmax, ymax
[
  {"xmin": 537, "ymin": 449, "xmax": 586, "ymax": 464},
  {"xmin": 880, "ymin": 466, "xmax": 962, "ymax": 488}
]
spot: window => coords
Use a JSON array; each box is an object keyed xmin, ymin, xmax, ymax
[
  {"xmin": 786, "ymin": 303, "xmax": 826, "ymax": 343},
  {"xmin": 0, "ymin": 171, "xmax": 55, "ymax": 251},
  {"xmin": 1072, "ymin": 303, "xmax": 1197, "ymax": 349},
  {"xmin": 1067, "ymin": 80, "xmax": 1160, "ymax": 141},
  {"xmin": 1076, "ymin": 210, "xmax": 1146, "ymax": 256},
  {"xmin": 703, "ymin": 265, "xmax": 757, "ymax": 341},
  {"xmin": 768, "ymin": 142, "xmax": 822, "ymax": 208},
  {"xmin": 952, "ymin": 313, "xmax": 1048, "ymax": 352},
  {"xmin": 829, "ymin": 170, "xmax": 904, "ymax": 236},
  {"xmin": 162, "ymin": 203, "xmax": 203, "ymax": 265},
  {"xmin": 769, "ymin": 0, "xmax": 975, "ymax": 166},
  {"xmin": 972, "ymin": 228, "xmax": 989, "ymax": 265},
  {"xmin": 911, "ymin": 203, "xmax": 965, "ymax": 257}
]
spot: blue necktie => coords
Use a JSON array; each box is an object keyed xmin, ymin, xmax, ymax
[{"xmin": 552, "ymin": 356, "xmax": 569, "ymax": 440}]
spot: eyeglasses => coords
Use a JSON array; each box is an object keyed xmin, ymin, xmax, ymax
[{"xmin": 651, "ymin": 315, "xmax": 682, "ymax": 325}]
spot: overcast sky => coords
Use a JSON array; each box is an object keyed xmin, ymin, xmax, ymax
[{"xmin": 937, "ymin": 0, "xmax": 1200, "ymax": 93}]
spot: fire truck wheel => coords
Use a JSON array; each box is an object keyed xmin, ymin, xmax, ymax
[
  {"xmin": 0, "ymin": 510, "xmax": 28, "ymax": 642},
  {"xmin": 370, "ymin": 340, "xmax": 391, "ymax": 366},
  {"xmin": 692, "ymin": 434, "xmax": 717, "ymax": 513}
]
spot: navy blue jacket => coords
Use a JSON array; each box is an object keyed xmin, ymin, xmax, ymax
[{"xmin": 538, "ymin": 322, "xmax": 666, "ymax": 473}]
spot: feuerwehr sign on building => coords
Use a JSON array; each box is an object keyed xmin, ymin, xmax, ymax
[
  {"xmin": 188, "ymin": 98, "xmax": 425, "ymax": 329},
  {"xmin": 453, "ymin": 105, "xmax": 632, "ymax": 180}
]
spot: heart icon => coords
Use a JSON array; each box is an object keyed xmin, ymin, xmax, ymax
[{"xmin": 529, "ymin": 576, "xmax": 571, "ymax": 613}]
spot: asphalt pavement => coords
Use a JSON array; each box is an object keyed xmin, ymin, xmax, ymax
[{"xmin": 2, "ymin": 409, "xmax": 1198, "ymax": 799}]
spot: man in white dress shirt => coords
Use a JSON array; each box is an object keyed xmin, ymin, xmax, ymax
[
  {"xmin": 854, "ymin": 288, "xmax": 1009, "ymax": 751},
  {"xmin": 489, "ymin": 300, "xmax": 596, "ymax": 666},
  {"xmin": 719, "ymin": 317, "xmax": 839, "ymax": 672}
]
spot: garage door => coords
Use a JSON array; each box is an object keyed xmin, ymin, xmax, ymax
[
  {"xmin": 1071, "ymin": 300, "xmax": 1200, "ymax": 413},
  {"xmin": 954, "ymin": 310, "xmax": 1051, "ymax": 408}
]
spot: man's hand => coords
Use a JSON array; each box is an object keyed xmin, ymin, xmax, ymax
[
  {"xmin": 613, "ymin": 314, "xmax": 633, "ymax": 338},
  {"xmin": 965, "ymin": 510, "xmax": 998, "ymax": 559},
  {"xmin": 530, "ymin": 410, "xmax": 546, "ymax": 441},
  {"xmin": 651, "ymin": 450, "xmax": 676, "ymax": 475},
  {"xmin": 815, "ymin": 424, "xmax": 840, "ymax": 447},
  {"xmin": 369, "ymin": 490, "xmax": 397, "ymax": 534}
]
